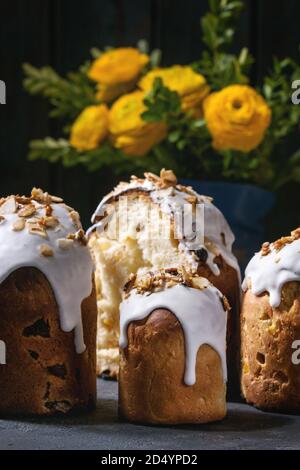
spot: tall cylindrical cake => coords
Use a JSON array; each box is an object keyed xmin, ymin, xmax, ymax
[
  {"xmin": 119, "ymin": 268, "xmax": 229, "ymax": 424},
  {"xmin": 0, "ymin": 189, "xmax": 97, "ymax": 415},
  {"xmin": 87, "ymin": 169, "xmax": 240, "ymax": 397},
  {"xmin": 241, "ymin": 228, "xmax": 300, "ymax": 411}
]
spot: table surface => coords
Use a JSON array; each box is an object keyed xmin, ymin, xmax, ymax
[{"xmin": 1, "ymin": 379, "xmax": 300, "ymax": 450}]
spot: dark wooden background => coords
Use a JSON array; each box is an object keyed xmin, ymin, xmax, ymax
[{"xmin": 1, "ymin": 0, "xmax": 300, "ymax": 232}]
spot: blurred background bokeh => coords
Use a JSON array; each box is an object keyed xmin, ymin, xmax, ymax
[{"xmin": 1, "ymin": 0, "xmax": 300, "ymax": 238}]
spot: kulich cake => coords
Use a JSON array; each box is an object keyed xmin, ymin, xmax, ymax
[
  {"xmin": 0, "ymin": 189, "xmax": 97, "ymax": 415},
  {"xmin": 119, "ymin": 268, "xmax": 229, "ymax": 424},
  {"xmin": 87, "ymin": 169, "xmax": 240, "ymax": 386},
  {"xmin": 241, "ymin": 228, "xmax": 300, "ymax": 411}
]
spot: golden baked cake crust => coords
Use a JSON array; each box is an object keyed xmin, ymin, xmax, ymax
[
  {"xmin": 0, "ymin": 268, "xmax": 97, "ymax": 415},
  {"xmin": 119, "ymin": 308, "xmax": 226, "ymax": 425},
  {"xmin": 241, "ymin": 281, "xmax": 300, "ymax": 411},
  {"xmin": 241, "ymin": 229, "xmax": 300, "ymax": 411}
]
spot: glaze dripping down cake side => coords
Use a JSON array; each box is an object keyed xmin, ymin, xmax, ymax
[
  {"xmin": 0, "ymin": 188, "xmax": 97, "ymax": 415},
  {"xmin": 119, "ymin": 268, "xmax": 229, "ymax": 424}
]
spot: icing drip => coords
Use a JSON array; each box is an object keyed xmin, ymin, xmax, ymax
[
  {"xmin": 242, "ymin": 238, "xmax": 300, "ymax": 308},
  {"xmin": 119, "ymin": 283, "xmax": 228, "ymax": 385},
  {"xmin": 88, "ymin": 176, "xmax": 240, "ymax": 279},
  {"xmin": 0, "ymin": 196, "xmax": 94, "ymax": 353}
]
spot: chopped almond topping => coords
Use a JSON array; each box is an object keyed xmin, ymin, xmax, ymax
[
  {"xmin": 31, "ymin": 187, "xmax": 51, "ymax": 204},
  {"xmin": 15, "ymin": 196, "xmax": 32, "ymax": 205},
  {"xmin": 123, "ymin": 267, "xmax": 204, "ymax": 297},
  {"xmin": 39, "ymin": 244, "xmax": 54, "ymax": 257},
  {"xmin": 261, "ymin": 227, "xmax": 300, "ymax": 254},
  {"xmin": 74, "ymin": 229, "xmax": 87, "ymax": 245},
  {"xmin": 143, "ymin": 169, "xmax": 178, "ymax": 189},
  {"xmin": 273, "ymin": 236, "xmax": 292, "ymax": 251},
  {"xmin": 261, "ymin": 241, "xmax": 271, "ymax": 256},
  {"xmin": 12, "ymin": 218, "xmax": 26, "ymax": 231},
  {"xmin": 180, "ymin": 266, "xmax": 192, "ymax": 285},
  {"xmin": 0, "ymin": 197, "xmax": 17, "ymax": 215},
  {"xmin": 45, "ymin": 204, "xmax": 53, "ymax": 216},
  {"xmin": 176, "ymin": 184, "xmax": 194, "ymax": 195},
  {"xmin": 50, "ymin": 195, "xmax": 63, "ymax": 203},
  {"xmin": 159, "ymin": 168, "xmax": 177, "ymax": 187},
  {"xmin": 130, "ymin": 175, "xmax": 144, "ymax": 184},
  {"xmin": 0, "ymin": 189, "xmax": 88, "ymax": 253},
  {"xmin": 69, "ymin": 210, "xmax": 81, "ymax": 229},
  {"xmin": 57, "ymin": 238, "xmax": 74, "ymax": 250},
  {"xmin": 18, "ymin": 204, "xmax": 36, "ymax": 218},
  {"xmin": 291, "ymin": 228, "xmax": 300, "ymax": 240},
  {"xmin": 40, "ymin": 216, "xmax": 59, "ymax": 229},
  {"xmin": 66, "ymin": 233, "xmax": 76, "ymax": 240},
  {"xmin": 28, "ymin": 225, "xmax": 48, "ymax": 239},
  {"xmin": 144, "ymin": 172, "xmax": 160, "ymax": 183},
  {"xmin": 186, "ymin": 195, "xmax": 197, "ymax": 205}
]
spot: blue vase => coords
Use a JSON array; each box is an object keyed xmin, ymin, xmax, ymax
[{"xmin": 181, "ymin": 180, "xmax": 276, "ymax": 274}]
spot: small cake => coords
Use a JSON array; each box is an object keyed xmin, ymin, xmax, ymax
[
  {"xmin": 241, "ymin": 228, "xmax": 300, "ymax": 411},
  {"xmin": 87, "ymin": 169, "xmax": 240, "ymax": 391},
  {"xmin": 0, "ymin": 189, "xmax": 97, "ymax": 415},
  {"xmin": 119, "ymin": 268, "xmax": 229, "ymax": 424}
]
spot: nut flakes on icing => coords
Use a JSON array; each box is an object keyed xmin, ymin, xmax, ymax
[
  {"xmin": 124, "ymin": 267, "xmax": 218, "ymax": 297},
  {"xmin": 0, "ymin": 188, "xmax": 88, "ymax": 253}
]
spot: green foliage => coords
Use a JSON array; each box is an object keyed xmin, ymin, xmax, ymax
[
  {"xmin": 23, "ymin": 63, "xmax": 97, "ymax": 120},
  {"xmin": 142, "ymin": 77, "xmax": 181, "ymax": 122},
  {"xmin": 193, "ymin": 0, "xmax": 253, "ymax": 89},
  {"xmin": 29, "ymin": 138, "xmax": 122, "ymax": 172},
  {"xmin": 257, "ymin": 57, "xmax": 300, "ymax": 188}
]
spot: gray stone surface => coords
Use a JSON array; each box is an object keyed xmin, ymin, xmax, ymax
[{"xmin": 0, "ymin": 379, "xmax": 300, "ymax": 450}]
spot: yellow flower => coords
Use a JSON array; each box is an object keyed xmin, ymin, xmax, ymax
[
  {"xmin": 203, "ymin": 85, "xmax": 271, "ymax": 152},
  {"xmin": 70, "ymin": 104, "xmax": 109, "ymax": 151},
  {"xmin": 109, "ymin": 90, "xmax": 167, "ymax": 156},
  {"xmin": 88, "ymin": 48, "xmax": 149, "ymax": 102},
  {"xmin": 139, "ymin": 65, "xmax": 209, "ymax": 115},
  {"xmin": 96, "ymin": 80, "xmax": 136, "ymax": 103}
]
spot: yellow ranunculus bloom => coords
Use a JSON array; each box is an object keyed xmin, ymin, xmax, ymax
[
  {"xmin": 203, "ymin": 85, "xmax": 271, "ymax": 152},
  {"xmin": 139, "ymin": 65, "xmax": 209, "ymax": 115},
  {"xmin": 109, "ymin": 90, "xmax": 167, "ymax": 156},
  {"xmin": 70, "ymin": 104, "xmax": 109, "ymax": 151},
  {"xmin": 88, "ymin": 48, "xmax": 149, "ymax": 85},
  {"xmin": 95, "ymin": 80, "xmax": 136, "ymax": 103}
]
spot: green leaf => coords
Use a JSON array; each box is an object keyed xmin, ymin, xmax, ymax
[
  {"xmin": 150, "ymin": 49, "xmax": 162, "ymax": 68},
  {"xmin": 23, "ymin": 63, "xmax": 97, "ymax": 120},
  {"xmin": 169, "ymin": 130, "xmax": 182, "ymax": 143},
  {"xmin": 90, "ymin": 47, "xmax": 102, "ymax": 59},
  {"xmin": 137, "ymin": 39, "xmax": 149, "ymax": 54}
]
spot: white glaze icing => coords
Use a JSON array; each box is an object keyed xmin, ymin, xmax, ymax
[
  {"xmin": 0, "ymin": 195, "xmax": 94, "ymax": 353},
  {"xmin": 87, "ymin": 176, "xmax": 240, "ymax": 279},
  {"xmin": 242, "ymin": 238, "xmax": 300, "ymax": 308},
  {"xmin": 119, "ymin": 283, "xmax": 228, "ymax": 385}
]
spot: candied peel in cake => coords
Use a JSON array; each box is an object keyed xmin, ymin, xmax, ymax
[{"xmin": 260, "ymin": 228, "xmax": 300, "ymax": 256}]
